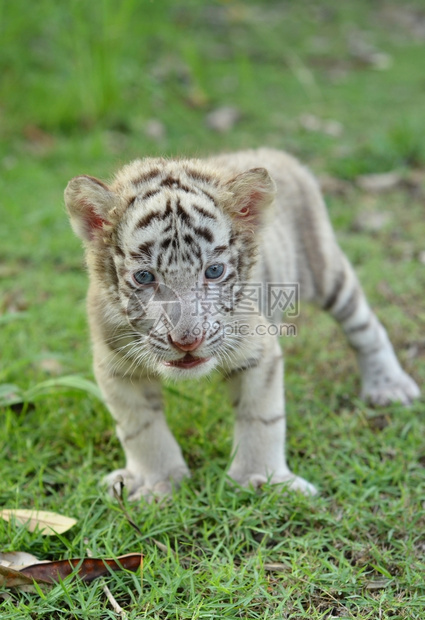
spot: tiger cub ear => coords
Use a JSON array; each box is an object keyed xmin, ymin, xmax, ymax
[
  {"xmin": 64, "ymin": 175, "xmax": 117, "ymax": 242},
  {"xmin": 223, "ymin": 167, "xmax": 275, "ymax": 228}
]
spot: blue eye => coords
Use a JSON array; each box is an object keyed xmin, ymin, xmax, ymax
[
  {"xmin": 133, "ymin": 270, "xmax": 155, "ymax": 285},
  {"xmin": 205, "ymin": 263, "xmax": 225, "ymax": 280}
]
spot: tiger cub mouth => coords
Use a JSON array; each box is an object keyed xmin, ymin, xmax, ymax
[{"xmin": 163, "ymin": 353, "xmax": 211, "ymax": 369}]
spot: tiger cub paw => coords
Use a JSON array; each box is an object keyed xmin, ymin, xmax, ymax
[
  {"xmin": 229, "ymin": 471, "xmax": 317, "ymax": 496},
  {"xmin": 103, "ymin": 467, "xmax": 189, "ymax": 502},
  {"xmin": 362, "ymin": 371, "xmax": 420, "ymax": 407}
]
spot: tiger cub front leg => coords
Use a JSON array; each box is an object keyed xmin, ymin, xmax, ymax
[
  {"xmin": 227, "ymin": 331, "xmax": 316, "ymax": 495},
  {"xmin": 95, "ymin": 365, "xmax": 190, "ymax": 501}
]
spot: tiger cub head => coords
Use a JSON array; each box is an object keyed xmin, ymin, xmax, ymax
[{"xmin": 65, "ymin": 158, "xmax": 275, "ymax": 378}]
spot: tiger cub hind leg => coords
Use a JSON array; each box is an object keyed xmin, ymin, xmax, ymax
[{"xmin": 322, "ymin": 253, "xmax": 420, "ymax": 406}]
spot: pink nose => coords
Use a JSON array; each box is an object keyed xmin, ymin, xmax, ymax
[{"xmin": 168, "ymin": 335, "xmax": 204, "ymax": 352}]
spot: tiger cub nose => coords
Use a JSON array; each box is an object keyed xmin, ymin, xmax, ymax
[{"xmin": 168, "ymin": 334, "xmax": 204, "ymax": 352}]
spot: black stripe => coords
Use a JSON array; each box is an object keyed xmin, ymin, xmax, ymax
[
  {"xmin": 160, "ymin": 237, "xmax": 172, "ymax": 250},
  {"xmin": 108, "ymin": 256, "xmax": 119, "ymax": 288},
  {"xmin": 185, "ymin": 168, "xmax": 216, "ymax": 185},
  {"xmin": 334, "ymin": 288, "xmax": 359, "ymax": 322},
  {"xmin": 183, "ymin": 233, "xmax": 195, "ymax": 246},
  {"xmin": 164, "ymin": 198, "xmax": 173, "ymax": 217},
  {"xmin": 176, "ymin": 199, "xmax": 193, "ymax": 226},
  {"xmin": 131, "ymin": 241, "xmax": 155, "ymax": 259},
  {"xmin": 149, "ymin": 332, "xmax": 166, "ymax": 343},
  {"xmin": 183, "ymin": 234, "xmax": 202, "ymax": 259},
  {"xmin": 162, "ymin": 223, "xmax": 173, "ymax": 233},
  {"xmin": 135, "ymin": 210, "xmax": 162, "ymax": 229},
  {"xmin": 199, "ymin": 188, "xmax": 218, "ymax": 208},
  {"xmin": 161, "ymin": 176, "xmax": 193, "ymax": 194},
  {"xmin": 129, "ymin": 188, "xmax": 162, "ymax": 208},
  {"xmin": 322, "ymin": 270, "xmax": 345, "ymax": 311},
  {"xmin": 192, "ymin": 203, "xmax": 217, "ymax": 220},
  {"xmin": 119, "ymin": 287, "xmax": 133, "ymax": 298},
  {"xmin": 115, "ymin": 245, "xmax": 125, "ymax": 258},
  {"xmin": 142, "ymin": 188, "xmax": 161, "ymax": 201},
  {"xmin": 132, "ymin": 168, "xmax": 161, "ymax": 185},
  {"xmin": 221, "ymin": 272, "xmax": 236, "ymax": 285},
  {"xmin": 259, "ymin": 414, "xmax": 284, "ymax": 426},
  {"xmin": 345, "ymin": 318, "xmax": 371, "ymax": 335},
  {"xmin": 265, "ymin": 355, "xmax": 282, "ymax": 387},
  {"xmin": 160, "ymin": 176, "xmax": 177, "ymax": 188},
  {"xmin": 226, "ymin": 357, "xmax": 261, "ymax": 378},
  {"xmin": 193, "ymin": 226, "xmax": 214, "ymax": 243},
  {"xmin": 192, "ymin": 243, "xmax": 202, "ymax": 259}
]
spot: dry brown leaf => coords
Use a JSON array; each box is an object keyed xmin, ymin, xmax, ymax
[
  {"xmin": 20, "ymin": 553, "xmax": 143, "ymax": 584},
  {"xmin": 0, "ymin": 553, "xmax": 142, "ymax": 592},
  {"xmin": 0, "ymin": 509, "xmax": 77, "ymax": 535},
  {"xmin": 0, "ymin": 564, "xmax": 49, "ymax": 589}
]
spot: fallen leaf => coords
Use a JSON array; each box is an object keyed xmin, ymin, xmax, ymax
[
  {"xmin": 38, "ymin": 358, "xmax": 64, "ymax": 375},
  {"xmin": 348, "ymin": 32, "xmax": 392, "ymax": 70},
  {"xmin": 2, "ymin": 289, "xmax": 29, "ymax": 313},
  {"xmin": 144, "ymin": 119, "xmax": 166, "ymax": 141},
  {"xmin": 0, "ymin": 564, "xmax": 49, "ymax": 589},
  {"xmin": 20, "ymin": 553, "xmax": 143, "ymax": 583},
  {"xmin": 206, "ymin": 106, "xmax": 241, "ymax": 133},
  {"xmin": 185, "ymin": 86, "xmax": 209, "ymax": 109},
  {"xmin": 356, "ymin": 171, "xmax": 402, "ymax": 192},
  {"xmin": 352, "ymin": 210, "xmax": 392, "ymax": 233},
  {"xmin": 263, "ymin": 562, "xmax": 290, "ymax": 572},
  {"xmin": 299, "ymin": 114, "xmax": 343, "ymax": 136},
  {"xmin": 384, "ymin": 6, "xmax": 425, "ymax": 42},
  {"xmin": 0, "ymin": 551, "xmax": 41, "ymax": 569},
  {"xmin": 0, "ymin": 265, "xmax": 20, "ymax": 278},
  {"xmin": 319, "ymin": 175, "xmax": 351, "ymax": 196},
  {"xmin": 23, "ymin": 124, "xmax": 55, "ymax": 147},
  {"xmin": 0, "ymin": 510, "xmax": 77, "ymax": 535},
  {"xmin": 364, "ymin": 578, "xmax": 392, "ymax": 590}
]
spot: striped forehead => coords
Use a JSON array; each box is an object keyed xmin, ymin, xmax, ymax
[{"xmin": 117, "ymin": 189, "xmax": 230, "ymax": 272}]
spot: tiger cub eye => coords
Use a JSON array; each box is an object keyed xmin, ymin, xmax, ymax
[
  {"xmin": 205, "ymin": 264, "xmax": 224, "ymax": 280},
  {"xmin": 133, "ymin": 270, "xmax": 155, "ymax": 285}
]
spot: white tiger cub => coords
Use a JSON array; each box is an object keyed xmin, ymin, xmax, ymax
[{"xmin": 65, "ymin": 148, "xmax": 420, "ymax": 500}]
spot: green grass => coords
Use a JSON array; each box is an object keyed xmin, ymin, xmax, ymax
[{"xmin": 1, "ymin": 0, "xmax": 425, "ymax": 617}]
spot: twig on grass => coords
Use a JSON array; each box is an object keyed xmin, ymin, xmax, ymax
[{"xmin": 103, "ymin": 581, "xmax": 128, "ymax": 618}]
